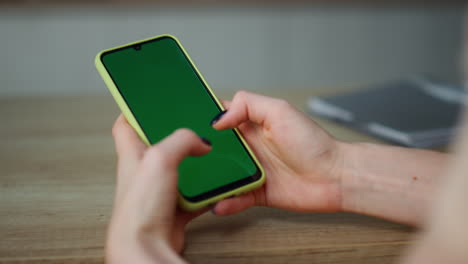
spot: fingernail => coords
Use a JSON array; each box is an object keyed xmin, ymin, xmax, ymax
[
  {"xmin": 200, "ymin": 137, "xmax": 212, "ymax": 146},
  {"xmin": 210, "ymin": 110, "xmax": 227, "ymax": 126}
]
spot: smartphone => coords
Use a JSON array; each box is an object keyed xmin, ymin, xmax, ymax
[{"xmin": 95, "ymin": 35, "xmax": 265, "ymax": 211}]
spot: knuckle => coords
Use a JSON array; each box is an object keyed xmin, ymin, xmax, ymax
[
  {"xmin": 144, "ymin": 146, "xmax": 175, "ymax": 172},
  {"xmin": 234, "ymin": 90, "xmax": 250, "ymax": 102},
  {"xmin": 275, "ymin": 99, "xmax": 292, "ymax": 111},
  {"xmin": 111, "ymin": 121, "xmax": 121, "ymax": 139},
  {"xmin": 174, "ymin": 128, "xmax": 197, "ymax": 140},
  {"xmin": 145, "ymin": 146, "xmax": 167, "ymax": 163}
]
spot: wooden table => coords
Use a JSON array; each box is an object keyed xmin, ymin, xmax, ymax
[{"xmin": 0, "ymin": 89, "xmax": 414, "ymax": 264}]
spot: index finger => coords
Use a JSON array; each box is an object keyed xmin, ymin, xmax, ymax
[{"xmin": 212, "ymin": 91, "xmax": 290, "ymax": 130}]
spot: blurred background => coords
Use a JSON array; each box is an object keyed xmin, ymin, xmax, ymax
[
  {"xmin": 1, "ymin": 2, "xmax": 467, "ymax": 262},
  {"xmin": 0, "ymin": 1, "xmax": 465, "ymax": 97}
]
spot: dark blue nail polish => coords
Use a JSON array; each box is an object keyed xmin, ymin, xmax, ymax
[
  {"xmin": 210, "ymin": 110, "xmax": 227, "ymax": 126},
  {"xmin": 200, "ymin": 137, "xmax": 212, "ymax": 146}
]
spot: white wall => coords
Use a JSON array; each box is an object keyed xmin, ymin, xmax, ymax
[{"xmin": 0, "ymin": 6, "xmax": 464, "ymax": 96}]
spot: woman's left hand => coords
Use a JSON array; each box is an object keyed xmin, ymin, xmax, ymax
[{"xmin": 106, "ymin": 115, "xmax": 211, "ymax": 264}]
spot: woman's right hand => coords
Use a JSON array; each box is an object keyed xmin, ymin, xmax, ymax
[{"xmin": 212, "ymin": 91, "xmax": 347, "ymax": 215}]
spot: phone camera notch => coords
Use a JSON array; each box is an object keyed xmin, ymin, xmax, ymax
[{"xmin": 133, "ymin": 44, "xmax": 142, "ymax": 51}]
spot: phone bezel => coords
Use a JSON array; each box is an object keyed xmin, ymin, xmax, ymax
[{"xmin": 100, "ymin": 36, "xmax": 262, "ymax": 203}]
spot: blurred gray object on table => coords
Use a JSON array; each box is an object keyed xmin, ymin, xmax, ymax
[{"xmin": 308, "ymin": 78, "xmax": 466, "ymax": 148}]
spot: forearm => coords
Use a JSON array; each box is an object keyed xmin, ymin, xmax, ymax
[{"xmin": 339, "ymin": 142, "xmax": 449, "ymax": 226}]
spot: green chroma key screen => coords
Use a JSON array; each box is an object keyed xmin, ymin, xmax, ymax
[{"xmin": 101, "ymin": 36, "xmax": 260, "ymax": 201}]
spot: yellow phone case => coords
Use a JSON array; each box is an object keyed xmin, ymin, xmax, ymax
[{"xmin": 95, "ymin": 34, "xmax": 265, "ymax": 211}]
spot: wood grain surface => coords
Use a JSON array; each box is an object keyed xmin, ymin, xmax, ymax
[{"xmin": 0, "ymin": 89, "xmax": 414, "ymax": 263}]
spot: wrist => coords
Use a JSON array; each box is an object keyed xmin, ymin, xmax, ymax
[
  {"xmin": 107, "ymin": 236, "xmax": 185, "ymax": 264},
  {"xmin": 339, "ymin": 141, "xmax": 378, "ymax": 215},
  {"xmin": 106, "ymin": 221, "xmax": 185, "ymax": 264},
  {"xmin": 336, "ymin": 141, "xmax": 442, "ymax": 226},
  {"xmin": 333, "ymin": 141, "xmax": 361, "ymax": 213},
  {"xmin": 336, "ymin": 141, "xmax": 395, "ymax": 216},
  {"xmin": 338, "ymin": 141, "xmax": 391, "ymax": 215}
]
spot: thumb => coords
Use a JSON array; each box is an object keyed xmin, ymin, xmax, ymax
[
  {"xmin": 212, "ymin": 192, "xmax": 257, "ymax": 216},
  {"xmin": 143, "ymin": 128, "xmax": 212, "ymax": 172},
  {"xmin": 137, "ymin": 128, "xmax": 212, "ymax": 197},
  {"xmin": 122, "ymin": 129, "xmax": 212, "ymax": 236},
  {"xmin": 130, "ymin": 129, "xmax": 212, "ymax": 218}
]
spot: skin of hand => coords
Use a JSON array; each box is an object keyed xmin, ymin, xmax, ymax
[
  {"xmin": 106, "ymin": 115, "xmax": 211, "ymax": 264},
  {"xmin": 212, "ymin": 91, "xmax": 345, "ymax": 215},
  {"xmin": 213, "ymin": 91, "xmax": 448, "ymax": 227},
  {"xmin": 106, "ymin": 90, "xmax": 450, "ymax": 263}
]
